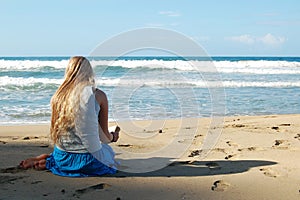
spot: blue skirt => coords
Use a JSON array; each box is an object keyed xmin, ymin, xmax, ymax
[{"xmin": 46, "ymin": 146, "xmax": 117, "ymax": 177}]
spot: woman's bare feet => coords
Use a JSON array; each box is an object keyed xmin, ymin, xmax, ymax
[
  {"xmin": 19, "ymin": 158, "xmax": 36, "ymax": 169},
  {"xmin": 19, "ymin": 154, "xmax": 49, "ymax": 170}
]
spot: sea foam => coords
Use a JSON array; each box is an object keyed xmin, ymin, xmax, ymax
[{"xmin": 1, "ymin": 59, "xmax": 299, "ymax": 74}]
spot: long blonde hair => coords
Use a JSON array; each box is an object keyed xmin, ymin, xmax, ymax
[{"xmin": 50, "ymin": 56, "xmax": 95, "ymax": 143}]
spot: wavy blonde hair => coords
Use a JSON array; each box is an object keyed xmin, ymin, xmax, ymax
[{"xmin": 50, "ymin": 56, "xmax": 95, "ymax": 144}]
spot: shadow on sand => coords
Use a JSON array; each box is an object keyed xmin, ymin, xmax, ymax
[
  {"xmin": 0, "ymin": 157, "xmax": 277, "ymax": 178},
  {"xmin": 108, "ymin": 157, "xmax": 277, "ymax": 177}
]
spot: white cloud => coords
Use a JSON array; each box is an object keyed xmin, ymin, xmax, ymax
[
  {"xmin": 159, "ymin": 11, "xmax": 181, "ymax": 17},
  {"xmin": 226, "ymin": 34, "xmax": 255, "ymax": 45},
  {"xmin": 259, "ymin": 33, "xmax": 286, "ymax": 45},
  {"xmin": 226, "ymin": 33, "xmax": 286, "ymax": 46}
]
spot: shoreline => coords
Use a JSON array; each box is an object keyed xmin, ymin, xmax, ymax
[
  {"xmin": 1, "ymin": 112, "xmax": 299, "ymax": 130},
  {"xmin": 1, "ymin": 114, "xmax": 300, "ymax": 199},
  {"xmin": 1, "ymin": 113, "xmax": 299, "ymax": 135}
]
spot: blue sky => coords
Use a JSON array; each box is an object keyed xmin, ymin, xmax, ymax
[{"xmin": 1, "ymin": 0, "xmax": 299, "ymax": 56}]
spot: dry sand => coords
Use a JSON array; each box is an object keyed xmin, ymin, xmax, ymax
[{"xmin": 0, "ymin": 114, "xmax": 300, "ymax": 200}]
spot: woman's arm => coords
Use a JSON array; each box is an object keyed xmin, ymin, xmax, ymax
[{"xmin": 95, "ymin": 88, "xmax": 119, "ymax": 143}]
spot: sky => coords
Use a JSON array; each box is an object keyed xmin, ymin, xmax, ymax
[{"xmin": 0, "ymin": 0, "xmax": 299, "ymax": 56}]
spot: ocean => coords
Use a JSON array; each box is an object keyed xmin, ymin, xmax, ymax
[{"xmin": 0, "ymin": 56, "xmax": 299, "ymax": 125}]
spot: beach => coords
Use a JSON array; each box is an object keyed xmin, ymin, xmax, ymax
[
  {"xmin": 1, "ymin": 114, "xmax": 300, "ymax": 200},
  {"xmin": 1, "ymin": 56, "xmax": 300, "ymax": 199},
  {"xmin": 1, "ymin": 0, "xmax": 300, "ymax": 199}
]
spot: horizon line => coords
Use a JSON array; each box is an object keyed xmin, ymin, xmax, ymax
[{"xmin": 1, "ymin": 54, "xmax": 300, "ymax": 57}]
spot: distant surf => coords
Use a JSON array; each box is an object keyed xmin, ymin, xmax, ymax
[{"xmin": 0, "ymin": 56, "xmax": 299, "ymax": 124}]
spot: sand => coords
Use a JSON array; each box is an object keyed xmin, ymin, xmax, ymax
[{"xmin": 0, "ymin": 114, "xmax": 300, "ymax": 200}]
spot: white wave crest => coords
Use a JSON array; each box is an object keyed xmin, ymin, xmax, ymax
[
  {"xmin": 91, "ymin": 59, "xmax": 300, "ymax": 74},
  {"xmin": 214, "ymin": 60, "xmax": 300, "ymax": 74},
  {"xmin": 1, "ymin": 59, "xmax": 299, "ymax": 74},
  {"xmin": 0, "ymin": 76, "xmax": 63, "ymax": 86},
  {"xmin": 1, "ymin": 76, "xmax": 300, "ymax": 88},
  {"xmin": 96, "ymin": 78, "xmax": 300, "ymax": 88},
  {"xmin": 0, "ymin": 59, "xmax": 69, "ymax": 70},
  {"xmin": 1, "ymin": 75, "xmax": 300, "ymax": 89},
  {"xmin": 91, "ymin": 59, "xmax": 197, "ymax": 71}
]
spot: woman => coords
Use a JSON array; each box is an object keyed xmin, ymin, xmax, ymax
[{"xmin": 19, "ymin": 56, "xmax": 120, "ymax": 177}]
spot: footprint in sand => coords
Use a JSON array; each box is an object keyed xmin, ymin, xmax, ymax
[
  {"xmin": 225, "ymin": 154, "xmax": 237, "ymax": 160},
  {"xmin": 272, "ymin": 140, "xmax": 290, "ymax": 149},
  {"xmin": 188, "ymin": 149, "xmax": 202, "ymax": 157},
  {"xmin": 117, "ymin": 144, "xmax": 133, "ymax": 148},
  {"xmin": 0, "ymin": 166, "xmax": 26, "ymax": 174},
  {"xmin": 259, "ymin": 167, "xmax": 278, "ymax": 178},
  {"xmin": 279, "ymin": 123, "xmax": 291, "ymax": 127},
  {"xmin": 294, "ymin": 134, "xmax": 300, "ymax": 140},
  {"xmin": 211, "ymin": 180, "xmax": 230, "ymax": 191},
  {"xmin": 226, "ymin": 141, "xmax": 239, "ymax": 147},
  {"xmin": 238, "ymin": 147, "xmax": 256, "ymax": 152},
  {"xmin": 231, "ymin": 124, "xmax": 246, "ymax": 128},
  {"xmin": 0, "ymin": 175, "xmax": 25, "ymax": 184},
  {"xmin": 274, "ymin": 140, "xmax": 284, "ymax": 146},
  {"xmin": 74, "ymin": 183, "xmax": 111, "ymax": 197},
  {"xmin": 238, "ymin": 146, "xmax": 265, "ymax": 152}
]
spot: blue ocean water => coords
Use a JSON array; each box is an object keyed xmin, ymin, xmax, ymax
[{"xmin": 0, "ymin": 56, "xmax": 299, "ymax": 124}]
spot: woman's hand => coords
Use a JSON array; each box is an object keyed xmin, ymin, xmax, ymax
[{"xmin": 110, "ymin": 126, "xmax": 120, "ymax": 142}]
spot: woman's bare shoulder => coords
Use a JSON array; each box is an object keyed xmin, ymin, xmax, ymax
[{"xmin": 95, "ymin": 88, "xmax": 107, "ymax": 101}]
